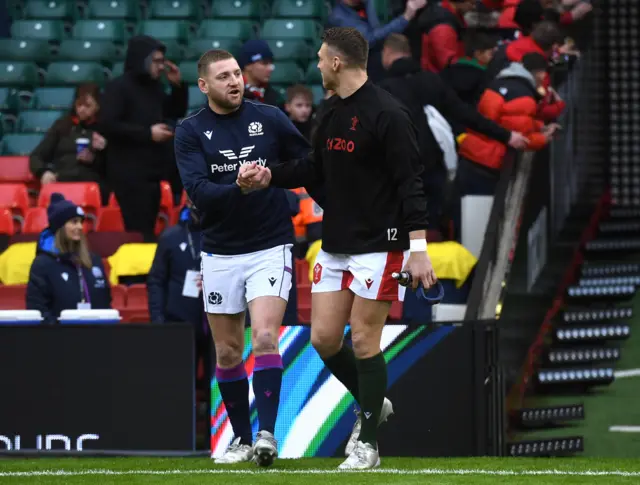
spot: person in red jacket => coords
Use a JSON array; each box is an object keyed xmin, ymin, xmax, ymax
[
  {"xmin": 417, "ymin": 0, "xmax": 476, "ymax": 72},
  {"xmin": 497, "ymin": 0, "xmax": 593, "ymax": 30},
  {"xmin": 457, "ymin": 53, "xmax": 560, "ymax": 196}
]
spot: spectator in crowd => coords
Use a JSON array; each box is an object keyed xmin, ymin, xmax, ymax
[
  {"xmin": 441, "ymin": 32, "xmax": 499, "ymax": 107},
  {"xmin": 147, "ymin": 200, "xmax": 209, "ymax": 383},
  {"xmin": 497, "ymin": 0, "xmax": 593, "ymax": 31},
  {"xmin": 327, "ymin": 0, "xmax": 427, "ymax": 81},
  {"xmin": 284, "ymin": 85, "xmax": 314, "ymax": 140},
  {"xmin": 239, "ymin": 39, "xmax": 282, "ymax": 108},
  {"xmin": 29, "ymin": 83, "xmax": 110, "ymax": 205},
  {"xmin": 98, "ymin": 35, "xmax": 188, "ymax": 241},
  {"xmin": 417, "ymin": 0, "xmax": 476, "ymax": 73},
  {"xmin": 290, "ymin": 187, "xmax": 323, "ymax": 258},
  {"xmin": 456, "ymin": 53, "xmax": 560, "ymax": 199},
  {"xmin": 378, "ymin": 34, "xmax": 527, "ymax": 227},
  {"xmin": 26, "ymin": 193, "xmax": 111, "ymax": 324}
]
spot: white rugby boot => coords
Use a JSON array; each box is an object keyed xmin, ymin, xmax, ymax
[
  {"xmin": 253, "ymin": 430, "xmax": 278, "ymax": 467},
  {"xmin": 339, "ymin": 441, "xmax": 381, "ymax": 470},
  {"xmin": 213, "ymin": 436, "xmax": 254, "ymax": 464},
  {"xmin": 345, "ymin": 397, "xmax": 394, "ymax": 456}
]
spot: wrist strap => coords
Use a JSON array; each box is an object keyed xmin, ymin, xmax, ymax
[{"xmin": 409, "ymin": 239, "xmax": 427, "ymax": 252}]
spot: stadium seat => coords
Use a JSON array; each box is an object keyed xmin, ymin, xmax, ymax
[
  {"xmin": 0, "ymin": 39, "xmax": 51, "ymax": 62},
  {"xmin": 0, "ymin": 156, "xmax": 35, "ymax": 184},
  {"xmin": 45, "ymin": 62, "xmax": 106, "ymax": 86},
  {"xmin": 126, "ymin": 284, "xmax": 148, "ymax": 310},
  {"xmin": 310, "ymin": 84, "xmax": 324, "ymax": 105},
  {"xmin": 178, "ymin": 61, "xmax": 199, "ymax": 84},
  {"xmin": 295, "ymin": 258, "xmax": 309, "ymax": 285},
  {"xmin": 0, "ymin": 62, "xmax": 40, "ymax": 88},
  {"xmin": 0, "ymin": 183, "xmax": 29, "ymax": 220},
  {"xmin": 37, "ymin": 182, "xmax": 102, "ymax": 215},
  {"xmin": 186, "ymin": 39, "xmax": 242, "ymax": 59},
  {"xmin": 87, "ymin": 231, "xmax": 144, "ymax": 258},
  {"xmin": 96, "ymin": 207, "xmax": 125, "ymax": 232},
  {"xmin": 0, "ymin": 88, "xmax": 16, "ymax": 111},
  {"xmin": 72, "ymin": 20, "xmax": 127, "ymax": 42},
  {"xmin": 272, "ymin": 0, "xmax": 327, "ymax": 19},
  {"xmin": 0, "ymin": 134, "xmax": 44, "ymax": 155},
  {"xmin": 110, "ymin": 61, "xmax": 125, "ymax": 78},
  {"xmin": 138, "ymin": 20, "xmax": 189, "ymax": 43},
  {"xmin": 23, "ymin": 207, "xmax": 48, "ymax": 233},
  {"xmin": 159, "ymin": 181, "xmax": 174, "ymax": 215},
  {"xmin": 161, "ymin": 41, "xmax": 185, "ymax": 63},
  {"xmin": 374, "ymin": 0, "xmax": 390, "ymax": 22},
  {"xmin": 10, "ymin": 20, "xmax": 65, "ymax": 41},
  {"xmin": 56, "ymin": 40, "xmax": 119, "ymax": 63},
  {"xmin": 23, "ymin": 0, "xmax": 76, "ymax": 19},
  {"xmin": 211, "ymin": 0, "xmax": 263, "ymax": 19},
  {"xmin": 0, "ymin": 285, "xmax": 27, "ymax": 310},
  {"xmin": 86, "ymin": 0, "xmax": 139, "ymax": 19},
  {"xmin": 270, "ymin": 61, "xmax": 303, "ymax": 84},
  {"xmin": 148, "ymin": 0, "xmax": 200, "ymax": 19},
  {"xmin": 266, "ymin": 39, "xmax": 309, "ymax": 62},
  {"xmin": 297, "ymin": 283, "xmax": 311, "ymax": 323},
  {"xmin": 18, "ymin": 110, "xmax": 63, "ymax": 133},
  {"xmin": 197, "ymin": 20, "xmax": 253, "ymax": 40},
  {"xmin": 110, "ymin": 284, "xmax": 127, "ymax": 309},
  {"xmin": 32, "ymin": 87, "xmax": 75, "ymax": 110},
  {"xmin": 305, "ymin": 61, "xmax": 322, "ymax": 84},
  {"xmin": 187, "ymin": 85, "xmax": 206, "ymax": 109},
  {"xmin": 0, "ymin": 208, "xmax": 14, "ymax": 235},
  {"xmin": 388, "ymin": 301, "xmax": 403, "ymax": 320},
  {"xmin": 261, "ymin": 19, "xmax": 320, "ymax": 41}
]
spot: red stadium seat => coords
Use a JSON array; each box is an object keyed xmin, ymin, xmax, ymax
[
  {"xmin": 295, "ymin": 259, "xmax": 309, "ymax": 285},
  {"xmin": 37, "ymin": 182, "xmax": 102, "ymax": 214},
  {"xmin": 159, "ymin": 181, "xmax": 174, "ymax": 214},
  {"xmin": 119, "ymin": 308, "xmax": 150, "ymax": 323},
  {"xmin": 388, "ymin": 301, "xmax": 403, "ymax": 320},
  {"xmin": 297, "ymin": 282, "xmax": 311, "ymax": 324},
  {"xmin": 111, "ymin": 284, "xmax": 127, "ymax": 310},
  {"xmin": 0, "ymin": 284, "xmax": 27, "ymax": 310},
  {"xmin": 0, "ymin": 156, "xmax": 36, "ymax": 185},
  {"xmin": 23, "ymin": 207, "xmax": 48, "ymax": 234},
  {"xmin": 87, "ymin": 231, "xmax": 144, "ymax": 258},
  {"xmin": 108, "ymin": 192, "xmax": 119, "ymax": 208},
  {"xmin": 0, "ymin": 183, "xmax": 30, "ymax": 232},
  {"xmin": 96, "ymin": 207, "xmax": 125, "ymax": 232},
  {"xmin": 179, "ymin": 190, "xmax": 188, "ymax": 207},
  {"xmin": 127, "ymin": 283, "xmax": 148, "ymax": 310},
  {"xmin": 0, "ymin": 208, "xmax": 14, "ymax": 235}
]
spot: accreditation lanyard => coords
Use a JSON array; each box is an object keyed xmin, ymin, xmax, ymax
[{"xmin": 77, "ymin": 265, "xmax": 91, "ymax": 304}]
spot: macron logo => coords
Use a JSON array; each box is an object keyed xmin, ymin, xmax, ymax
[
  {"xmin": 219, "ymin": 146, "xmax": 255, "ymax": 161},
  {"xmin": 204, "ymin": 130, "xmax": 212, "ymax": 140}
]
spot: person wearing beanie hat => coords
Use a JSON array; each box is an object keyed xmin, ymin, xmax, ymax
[
  {"xmin": 239, "ymin": 39, "xmax": 283, "ymax": 108},
  {"xmin": 26, "ymin": 193, "xmax": 111, "ymax": 324}
]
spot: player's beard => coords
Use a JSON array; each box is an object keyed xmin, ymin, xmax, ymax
[{"xmin": 208, "ymin": 89, "xmax": 243, "ymax": 111}]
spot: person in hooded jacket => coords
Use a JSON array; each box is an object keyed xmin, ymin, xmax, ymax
[
  {"xmin": 26, "ymin": 193, "xmax": 111, "ymax": 324},
  {"xmin": 98, "ymin": 35, "xmax": 188, "ymax": 240}
]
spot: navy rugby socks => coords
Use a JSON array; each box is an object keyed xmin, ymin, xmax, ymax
[{"xmin": 216, "ymin": 363, "xmax": 253, "ymax": 446}]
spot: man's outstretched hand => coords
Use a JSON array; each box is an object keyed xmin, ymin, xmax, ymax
[{"xmin": 236, "ymin": 162, "xmax": 272, "ymax": 193}]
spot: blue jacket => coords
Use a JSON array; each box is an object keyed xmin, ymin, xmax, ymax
[
  {"xmin": 147, "ymin": 209, "xmax": 204, "ymax": 325},
  {"xmin": 26, "ymin": 229, "xmax": 111, "ymax": 324},
  {"xmin": 327, "ymin": 0, "xmax": 409, "ymax": 48}
]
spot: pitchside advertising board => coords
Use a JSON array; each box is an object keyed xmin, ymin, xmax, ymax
[
  {"xmin": 211, "ymin": 323, "xmax": 494, "ymax": 458},
  {"xmin": 0, "ymin": 324, "xmax": 195, "ymax": 452}
]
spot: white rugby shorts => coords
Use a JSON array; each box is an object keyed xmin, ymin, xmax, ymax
[
  {"xmin": 311, "ymin": 249, "xmax": 409, "ymax": 301},
  {"xmin": 201, "ymin": 244, "xmax": 293, "ymax": 314}
]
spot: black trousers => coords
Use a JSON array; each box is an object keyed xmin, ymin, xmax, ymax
[{"xmin": 113, "ymin": 179, "xmax": 160, "ymax": 240}]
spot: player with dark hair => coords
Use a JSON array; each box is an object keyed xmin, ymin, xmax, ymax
[
  {"xmin": 237, "ymin": 27, "xmax": 437, "ymax": 469},
  {"xmin": 174, "ymin": 48, "xmax": 310, "ymax": 467}
]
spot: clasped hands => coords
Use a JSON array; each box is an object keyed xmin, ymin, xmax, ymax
[{"xmin": 236, "ymin": 162, "xmax": 272, "ymax": 194}]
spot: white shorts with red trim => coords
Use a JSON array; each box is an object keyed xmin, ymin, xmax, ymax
[{"xmin": 311, "ymin": 249, "xmax": 409, "ymax": 301}]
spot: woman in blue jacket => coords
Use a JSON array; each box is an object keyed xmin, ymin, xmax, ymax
[{"xmin": 26, "ymin": 193, "xmax": 111, "ymax": 324}]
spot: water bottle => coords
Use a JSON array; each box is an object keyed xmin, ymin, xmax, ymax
[{"xmin": 392, "ymin": 271, "xmax": 412, "ymax": 287}]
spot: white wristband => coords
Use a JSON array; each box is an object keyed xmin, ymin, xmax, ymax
[{"xmin": 409, "ymin": 239, "xmax": 427, "ymax": 253}]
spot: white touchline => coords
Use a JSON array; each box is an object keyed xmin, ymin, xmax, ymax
[
  {"xmin": 614, "ymin": 368, "xmax": 640, "ymax": 379},
  {"xmin": 1, "ymin": 469, "xmax": 640, "ymax": 477},
  {"xmin": 609, "ymin": 426, "xmax": 640, "ymax": 433}
]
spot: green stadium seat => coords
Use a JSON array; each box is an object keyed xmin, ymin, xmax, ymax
[
  {"xmin": 0, "ymin": 88, "xmax": 16, "ymax": 111},
  {"xmin": 310, "ymin": 84, "xmax": 325, "ymax": 105},
  {"xmin": 305, "ymin": 61, "xmax": 322, "ymax": 84},
  {"xmin": 110, "ymin": 62, "xmax": 125, "ymax": 77},
  {"xmin": 138, "ymin": 20, "xmax": 189, "ymax": 42},
  {"xmin": 211, "ymin": 0, "xmax": 263, "ymax": 19},
  {"xmin": 374, "ymin": 0, "xmax": 390, "ymax": 22},
  {"xmin": 162, "ymin": 41, "xmax": 185, "ymax": 63},
  {"xmin": 1, "ymin": 134, "xmax": 45, "ymax": 155},
  {"xmin": 11, "ymin": 20, "xmax": 66, "ymax": 41},
  {"xmin": 186, "ymin": 39, "xmax": 242, "ymax": 59},
  {"xmin": 266, "ymin": 39, "xmax": 309, "ymax": 62},
  {"xmin": 32, "ymin": 87, "xmax": 76, "ymax": 110},
  {"xmin": 18, "ymin": 110, "xmax": 64, "ymax": 133},
  {"xmin": 72, "ymin": 20, "xmax": 127, "ymax": 42},
  {"xmin": 271, "ymin": 0, "xmax": 327, "ymax": 19},
  {"xmin": 178, "ymin": 61, "xmax": 199, "ymax": 84},
  {"xmin": 56, "ymin": 40, "xmax": 118, "ymax": 63},
  {"xmin": 187, "ymin": 85, "xmax": 206, "ymax": 109},
  {"xmin": 0, "ymin": 62, "xmax": 40, "ymax": 88},
  {"xmin": 86, "ymin": 0, "xmax": 139, "ymax": 19},
  {"xmin": 148, "ymin": 0, "xmax": 200, "ymax": 19},
  {"xmin": 261, "ymin": 19, "xmax": 319, "ymax": 41},
  {"xmin": 0, "ymin": 39, "xmax": 51, "ymax": 62},
  {"xmin": 45, "ymin": 62, "xmax": 106, "ymax": 86},
  {"xmin": 197, "ymin": 20, "xmax": 253, "ymax": 40},
  {"xmin": 269, "ymin": 61, "xmax": 302, "ymax": 84},
  {"xmin": 23, "ymin": 0, "xmax": 76, "ymax": 19},
  {"xmin": 272, "ymin": 84, "xmax": 287, "ymax": 102}
]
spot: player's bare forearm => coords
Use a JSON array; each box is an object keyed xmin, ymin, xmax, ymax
[{"xmin": 409, "ymin": 230, "xmax": 427, "ymax": 240}]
